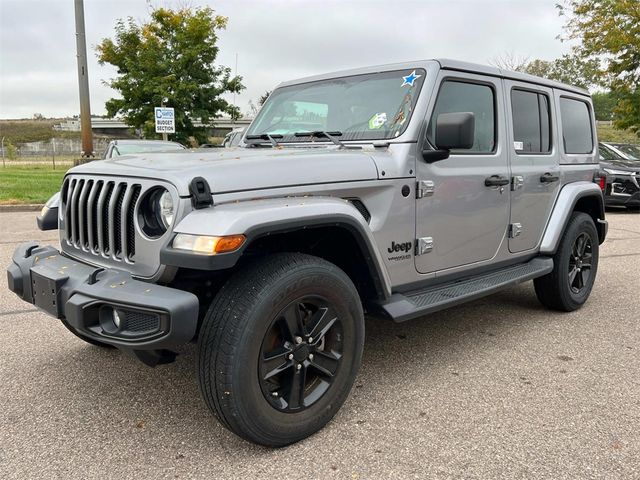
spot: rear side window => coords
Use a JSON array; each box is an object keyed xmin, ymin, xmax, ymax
[
  {"xmin": 511, "ymin": 89, "xmax": 551, "ymax": 154},
  {"xmin": 560, "ymin": 97, "xmax": 593, "ymax": 154},
  {"xmin": 427, "ymin": 80, "xmax": 496, "ymax": 153}
]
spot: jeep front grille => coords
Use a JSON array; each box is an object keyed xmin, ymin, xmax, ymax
[{"xmin": 61, "ymin": 178, "xmax": 141, "ymax": 262}]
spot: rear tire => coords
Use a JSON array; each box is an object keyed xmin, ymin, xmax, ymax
[
  {"xmin": 197, "ymin": 253, "xmax": 364, "ymax": 447},
  {"xmin": 534, "ymin": 212, "xmax": 599, "ymax": 311}
]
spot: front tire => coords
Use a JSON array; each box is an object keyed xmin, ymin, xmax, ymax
[
  {"xmin": 534, "ymin": 212, "xmax": 599, "ymax": 311},
  {"xmin": 197, "ymin": 253, "xmax": 364, "ymax": 447}
]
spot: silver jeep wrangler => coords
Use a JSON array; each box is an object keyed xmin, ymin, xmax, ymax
[{"xmin": 7, "ymin": 59, "xmax": 608, "ymax": 446}]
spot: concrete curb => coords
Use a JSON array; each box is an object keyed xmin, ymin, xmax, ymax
[{"xmin": 0, "ymin": 204, "xmax": 44, "ymax": 213}]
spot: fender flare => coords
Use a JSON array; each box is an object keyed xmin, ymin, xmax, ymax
[
  {"xmin": 160, "ymin": 197, "xmax": 392, "ymax": 299},
  {"xmin": 540, "ymin": 182, "xmax": 606, "ymax": 255}
]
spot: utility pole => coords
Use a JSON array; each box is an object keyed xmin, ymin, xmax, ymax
[
  {"xmin": 232, "ymin": 53, "xmax": 238, "ymax": 124},
  {"xmin": 74, "ymin": 0, "xmax": 93, "ymax": 159}
]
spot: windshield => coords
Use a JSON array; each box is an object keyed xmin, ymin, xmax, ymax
[
  {"xmin": 247, "ymin": 69, "xmax": 426, "ymax": 142},
  {"xmin": 612, "ymin": 144, "xmax": 640, "ymax": 160},
  {"xmin": 599, "ymin": 144, "xmax": 624, "ymax": 161}
]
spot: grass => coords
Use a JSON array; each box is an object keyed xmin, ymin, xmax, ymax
[
  {"xmin": 596, "ymin": 124, "xmax": 639, "ymax": 143},
  {"xmin": 0, "ymin": 165, "xmax": 68, "ymax": 205},
  {"xmin": 0, "ymin": 119, "xmax": 81, "ymax": 144}
]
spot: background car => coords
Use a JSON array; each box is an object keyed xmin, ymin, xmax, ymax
[
  {"xmin": 599, "ymin": 142, "xmax": 640, "ymax": 210},
  {"xmin": 221, "ymin": 127, "xmax": 246, "ymax": 147},
  {"xmin": 102, "ymin": 139, "xmax": 186, "ymax": 159},
  {"xmin": 600, "ymin": 142, "xmax": 640, "ymax": 161}
]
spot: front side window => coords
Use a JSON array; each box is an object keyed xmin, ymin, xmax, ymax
[
  {"xmin": 246, "ymin": 69, "xmax": 426, "ymax": 141},
  {"xmin": 427, "ymin": 80, "xmax": 496, "ymax": 153},
  {"xmin": 511, "ymin": 89, "xmax": 552, "ymax": 154},
  {"xmin": 560, "ymin": 97, "xmax": 594, "ymax": 154}
]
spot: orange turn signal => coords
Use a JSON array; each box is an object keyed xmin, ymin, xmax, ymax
[{"xmin": 173, "ymin": 234, "xmax": 246, "ymax": 255}]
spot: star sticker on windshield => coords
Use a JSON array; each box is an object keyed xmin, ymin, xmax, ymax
[{"xmin": 401, "ymin": 70, "xmax": 421, "ymax": 87}]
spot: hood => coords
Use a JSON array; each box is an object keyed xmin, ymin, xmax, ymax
[
  {"xmin": 600, "ymin": 158, "xmax": 640, "ymax": 172},
  {"xmin": 69, "ymin": 146, "xmax": 380, "ymax": 196}
]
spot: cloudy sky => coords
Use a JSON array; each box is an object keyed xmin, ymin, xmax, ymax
[{"xmin": 0, "ymin": 0, "xmax": 571, "ymax": 119}]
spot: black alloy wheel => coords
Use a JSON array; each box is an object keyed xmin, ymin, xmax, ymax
[
  {"xmin": 259, "ymin": 296, "xmax": 344, "ymax": 412},
  {"xmin": 568, "ymin": 232, "xmax": 593, "ymax": 294}
]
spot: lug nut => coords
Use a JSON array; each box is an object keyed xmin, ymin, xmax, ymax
[
  {"xmin": 295, "ymin": 336, "xmax": 303, "ymax": 344},
  {"xmin": 308, "ymin": 353, "xmax": 314, "ymax": 361},
  {"xmin": 287, "ymin": 353, "xmax": 294, "ymax": 360},
  {"xmin": 272, "ymin": 391, "xmax": 278, "ymax": 397},
  {"xmin": 308, "ymin": 337, "xmax": 314, "ymax": 343},
  {"xmin": 296, "ymin": 364, "xmax": 302, "ymax": 371}
]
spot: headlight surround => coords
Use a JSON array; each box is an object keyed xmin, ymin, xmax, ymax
[{"xmin": 139, "ymin": 187, "xmax": 174, "ymax": 238}]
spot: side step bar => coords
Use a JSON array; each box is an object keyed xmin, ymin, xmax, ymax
[{"xmin": 375, "ymin": 257, "xmax": 554, "ymax": 323}]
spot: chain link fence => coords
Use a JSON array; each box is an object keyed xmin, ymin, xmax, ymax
[{"xmin": 1, "ymin": 138, "xmax": 112, "ymax": 168}]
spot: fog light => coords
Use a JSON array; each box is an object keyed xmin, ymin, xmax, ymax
[{"xmin": 113, "ymin": 309, "xmax": 123, "ymax": 329}]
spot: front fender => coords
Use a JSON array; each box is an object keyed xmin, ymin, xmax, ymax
[
  {"xmin": 160, "ymin": 197, "xmax": 392, "ymax": 298},
  {"xmin": 540, "ymin": 182, "xmax": 606, "ymax": 255}
]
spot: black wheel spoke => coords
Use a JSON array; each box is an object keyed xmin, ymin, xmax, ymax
[
  {"xmin": 263, "ymin": 351, "xmax": 293, "ymax": 381},
  {"xmin": 568, "ymin": 266, "xmax": 578, "ymax": 287},
  {"xmin": 308, "ymin": 307, "xmax": 337, "ymax": 343},
  {"xmin": 281, "ymin": 303, "xmax": 304, "ymax": 341},
  {"xmin": 310, "ymin": 350, "xmax": 340, "ymax": 378},
  {"xmin": 287, "ymin": 366, "xmax": 307, "ymax": 409}
]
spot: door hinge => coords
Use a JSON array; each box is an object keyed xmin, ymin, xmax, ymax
[
  {"xmin": 512, "ymin": 175, "xmax": 524, "ymax": 191},
  {"xmin": 415, "ymin": 237, "xmax": 434, "ymax": 255},
  {"xmin": 416, "ymin": 180, "xmax": 435, "ymax": 199},
  {"xmin": 509, "ymin": 223, "xmax": 523, "ymax": 238}
]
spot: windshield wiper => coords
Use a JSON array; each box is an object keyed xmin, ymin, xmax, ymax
[
  {"xmin": 293, "ymin": 131, "xmax": 344, "ymax": 147},
  {"xmin": 245, "ymin": 133, "xmax": 283, "ymax": 147}
]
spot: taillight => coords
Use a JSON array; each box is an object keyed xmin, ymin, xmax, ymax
[{"xmin": 594, "ymin": 172, "xmax": 606, "ymax": 191}]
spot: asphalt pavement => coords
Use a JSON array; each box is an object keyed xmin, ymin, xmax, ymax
[{"xmin": 0, "ymin": 210, "xmax": 638, "ymax": 479}]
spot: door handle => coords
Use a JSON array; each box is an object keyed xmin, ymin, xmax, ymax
[
  {"xmin": 484, "ymin": 175, "xmax": 510, "ymax": 187},
  {"xmin": 540, "ymin": 172, "xmax": 559, "ymax": 183}
]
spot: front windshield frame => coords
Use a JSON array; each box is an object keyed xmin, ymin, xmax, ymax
[{"xmin": 247, "ymin": 68, "xmax": 426, "ymax": 143}]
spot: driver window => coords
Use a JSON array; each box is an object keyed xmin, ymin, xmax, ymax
[{"xmin": 427, "ymin": 80, "xmax": 496, "ymax": 153}]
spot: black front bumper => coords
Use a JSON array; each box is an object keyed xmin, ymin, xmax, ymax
[{"xmin": 7, "ymin": 243, "xmax": 199, "ymax": 350}]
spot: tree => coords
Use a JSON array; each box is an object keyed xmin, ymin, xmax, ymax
[
  {"xmin": 492, "ymin": 52, "xmax": 600, "ymax": 90},
  {"xmin": 591, "ymin": 91, "xmax": 619, "ymax": 121},
  {"xmin": 523, "ymin": 55, "xmax": 600, "ymax": 90},
  {"xmin": 96, "ymin": 6, "xmax": 244, "ymax": 144},
  {"xmin": 558, "ymin": 0, "xmax": 640, "ymax": 135},
  {"xmin": 258, "ymin": 91, "xmax": 272, "ymax": 107}
]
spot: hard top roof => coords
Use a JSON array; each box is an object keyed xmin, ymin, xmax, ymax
[{"xmin": 278, "ymin": 58, "xmax": 590, "ymax": 96}]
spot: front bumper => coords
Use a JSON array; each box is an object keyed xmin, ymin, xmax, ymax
[{"xmin": 7, "ymin": 243, "xmax": 199, "ymax": 350}]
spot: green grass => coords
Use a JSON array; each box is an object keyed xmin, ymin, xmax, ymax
[
  {"xmin": 0, "ymin": 166, "xmax": 68, "ymax": 205},
  {"xmin": 596, "ymin": 124, "xmax": 639, "ymax": 143}
]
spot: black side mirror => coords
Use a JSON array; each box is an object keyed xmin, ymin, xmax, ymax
[{"xmin": 422, "ymin": 112, "xmax": 475, "ymax": 162}]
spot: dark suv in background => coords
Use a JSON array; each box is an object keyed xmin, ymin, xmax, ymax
[{"xmin": 599, "ymin": 142, "xmax": 640, "ymax": 210}]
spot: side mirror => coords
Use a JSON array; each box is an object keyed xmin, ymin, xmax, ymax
[
  {"xmin": 422, "ymin": 112, "xmax": 475, "ymax": 162},
  {"xmin": 36, "ymin": 191, "xmax": 60, "ymax": 231}
]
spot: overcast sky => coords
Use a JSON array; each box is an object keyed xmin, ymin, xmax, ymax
[{"xmin": 0, "ymin": 0, "xmax": 571, "ymax": 119}]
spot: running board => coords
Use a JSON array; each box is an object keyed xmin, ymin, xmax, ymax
[{"xmin": 376, "ymin": 257, "xmax": 554, "ymax": 323}]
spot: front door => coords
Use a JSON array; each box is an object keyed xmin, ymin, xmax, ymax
[
  {"xmin": 504, "ymin": 80, "xmax": 561, "ymax": 253},
  {"xmin": 415, "ymin": 72, "xmax": 510, "ymax": 274}
]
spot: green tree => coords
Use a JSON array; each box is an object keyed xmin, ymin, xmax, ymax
[
  {"xmin": 558, "ymin": 0, "xmax": 640, "ymax": 135},
  {"xmin": 523, "ymin": 55, "xmax": 601, "ymax": 90},
  {"xmin": 97, "ymin": 6, "xmax": 244, "ymax": 144},
  {"xmin": 591, "ymin": 91, "xmax": 619, "ymax": 121}
]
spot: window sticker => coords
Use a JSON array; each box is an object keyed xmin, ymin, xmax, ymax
[
  {"xmin": 401, "ymin": 70, "xmax": 421, "ymax": 87},
  {"xmin": 368, "ymin": 112, "xmax": 388, "ymax": 129},
  {"xmin": 514, "ymin": 141, "xmax": 524, "ymax": 150}
]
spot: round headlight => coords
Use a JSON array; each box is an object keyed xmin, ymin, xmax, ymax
[
  {"xmin": 139, "ymin": 187, "xmax": 174, "ymax": 238},
  {"xmin": 158, "ymin": 190, "xmax": 174, "ymax": 228}
]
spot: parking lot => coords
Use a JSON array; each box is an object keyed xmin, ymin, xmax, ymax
[{"xmin": 0, "ymin": 210, "xmax": 638, "ymax": 479}]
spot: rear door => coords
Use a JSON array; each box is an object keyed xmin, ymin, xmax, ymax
[{"xmin": 504, "ymin": 81, "xmax": 560, "ymax": 253}]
